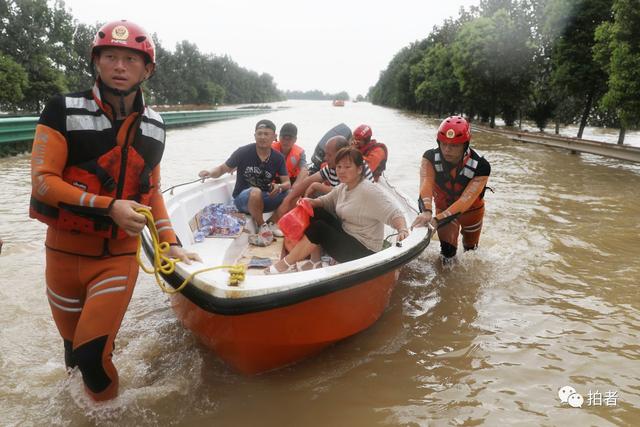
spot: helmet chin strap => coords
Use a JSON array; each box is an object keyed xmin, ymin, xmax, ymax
[{"xmin": 98, "ymin": 79, "xmax": 143, "ymax": 117}]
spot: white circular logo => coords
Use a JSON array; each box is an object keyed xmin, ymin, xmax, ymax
[
  {"xmin": 559, "ymin": 385, "xmax": 584, "ymax": 408},
  {"xmin": 558, "ymin": 386, "xmax": 577, "ymax": 403},
  {"xmin": 112, "ymin": 25, "xmax": 129, "ymax": 41},
  {"xmin": 568, "ymin": 393, "xmax": 584, "ymax": 408},
  {"xmin": 446, "ymin": 129, "xmax": 456, "ymax": 139}
]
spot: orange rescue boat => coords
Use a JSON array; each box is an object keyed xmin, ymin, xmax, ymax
[{"xmin": 142, "ymin": 175, "xmax": 432, "ymax": 374}]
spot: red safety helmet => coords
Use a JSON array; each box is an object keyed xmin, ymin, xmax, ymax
[
  {"xmin": 436, "ymin": 116, "xmax": 471, "ymax": 145},
  {"xmin": 91, "ymin": 20, "xmax": 156, "ymax": 65},
  {"xmin": 353, "ymin": 124, "xmax": 373, "ymax": 141}
]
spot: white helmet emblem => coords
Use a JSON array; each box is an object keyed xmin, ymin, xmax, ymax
[{"xmin": 112, "ymin": 25, "xmax": 129, "ymax": 41}]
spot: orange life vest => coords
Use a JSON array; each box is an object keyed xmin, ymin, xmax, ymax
[
  {"xmin": 272, "ymin": 141, "xmax": 304, "ymax": 179},
  {"xmin": 360, "ymin": 139, "xmax": 388, "ymax": 181},
  {"xmin": 424, "ymin": 147, "xmax": 486, "ymax": 211},
  {"xmin": 29, "ymin": 85, "xmax": 165, "ymax": 239}
]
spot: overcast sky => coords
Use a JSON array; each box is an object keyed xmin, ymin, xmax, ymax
[{"xmin": 64, "ymin": 0, "xmax": 480, "ymax": 97}]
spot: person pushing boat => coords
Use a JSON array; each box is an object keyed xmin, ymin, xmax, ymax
[{"xmin": 412, "ymin": 116, "xmax": 490, "ymax": 262}]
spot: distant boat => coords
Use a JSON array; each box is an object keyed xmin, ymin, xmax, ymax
[{"xmin": 332, "ymin": 100, "xmax": 345, "ymax": 107}]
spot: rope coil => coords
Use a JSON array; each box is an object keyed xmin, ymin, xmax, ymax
[{"xmin": 135, "ymin": 208, "xmax": 246, "ymax": 293}]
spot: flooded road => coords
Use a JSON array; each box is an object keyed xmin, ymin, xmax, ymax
[{"xmin": 1, "ymin": 100, "xmax": 639, "ymax": 426}]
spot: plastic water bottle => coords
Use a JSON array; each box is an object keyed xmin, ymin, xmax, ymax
[
  {"xmin": 199, "ymin": 214, "xmax": 212, "ymax": 227},
  {"xmin": 223, "ymin": 203, "xmax": 238, "ymax": 214},
  {"xmin": 193, "ymin": 230, "xmax": 206, "ymax": 243},
  {"xmin": 230, "ymin": 222, "xmax": 241, "ymax": 235}
]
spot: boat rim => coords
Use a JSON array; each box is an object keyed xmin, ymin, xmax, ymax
[
  {"xmin": 141, "ymin": 176, "xmax": 432, "ymax": 315},
  {"xmin": 142, "ymin": 227, "xmax": 432, "ymax": 315}
]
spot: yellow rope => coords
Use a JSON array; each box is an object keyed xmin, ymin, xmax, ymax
[{"xmin": 135, "ymin": 208, "xmax": 246, "ymax": 293}]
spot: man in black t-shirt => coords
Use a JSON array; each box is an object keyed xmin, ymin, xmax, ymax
[{"xmin": 199, "ymin": 119, "xmax": 291, "ymax": 234}]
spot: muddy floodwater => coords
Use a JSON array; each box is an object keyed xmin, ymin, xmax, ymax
[{"xmin": 1, "ymin": 100, "xmax": 639, "ymax": 426}]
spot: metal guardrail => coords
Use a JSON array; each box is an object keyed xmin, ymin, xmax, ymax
[
  {"xmin": 473, "ymin": 126, "xmax": 640, "ymax": 163},
  {"xmin": 0, "ymin": 116, "xmax": 40, "ymax": 144},
  {"xmin": 160, "ymin": 109, "xmax": 270, "ymax": 127},
  {"xmin": 0, "ymin": 108, "xmax": 272, "ymax": 145}
]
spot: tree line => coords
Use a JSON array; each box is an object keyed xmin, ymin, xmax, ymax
[
  {"xmin": 284, "ymin": 89, "xmax": 350, "ymax": 101},
  {"xmin": 368, "ymin": 0, "xmax": 639, "ymax": 144},
  {"xmin": 0, "ymin": 0, "xmax": 282, "ymax": 113}
]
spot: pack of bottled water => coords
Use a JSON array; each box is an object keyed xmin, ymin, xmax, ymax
[{"xmin": 193, "ymin": 203, "xmax": 246, "ymax": 242}]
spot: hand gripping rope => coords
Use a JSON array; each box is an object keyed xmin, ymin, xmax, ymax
[{"xmin": 135, "ymin": 208, "xmax": 246, "ymax": 293}]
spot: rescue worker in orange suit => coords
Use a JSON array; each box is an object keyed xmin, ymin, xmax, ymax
[
  {"xmin": 351, "ymin": 124, "xmax": 388, "ymax": 181},
  {"xmin": 29, "ymin": 20, "xmax": 200, "ymax": 402},
  {"xmin": 272, "ymin": 122, "xmax": 309, "ymax": 185},
  {"xmin": 411, "ymin": 116, "xmax": 490, "ymax": 261}
]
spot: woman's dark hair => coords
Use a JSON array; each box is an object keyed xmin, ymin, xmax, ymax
[{"xmin": 335, "ymin": 147, "xmax": 365, "ymax": 177}]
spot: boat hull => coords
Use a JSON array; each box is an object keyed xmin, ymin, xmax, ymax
[
  {"xmin": 170, "ymin": 269, "xmax": 399, "ymax": 374},
  {"xmin": 142, "ymin": 175, "xmax": 432, "ymax": 374}
]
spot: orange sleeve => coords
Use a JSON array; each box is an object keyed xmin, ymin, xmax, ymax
[
  {"xmin": 31, "ymin": 124, "xmax": 114, "ymax": 213},
  {"xmin": 435, "ymin": 175, "xmax": 489, "ymax": 221},
  {"xmin": 364, "ymin": 146, "xmax": 386, "ymax": 173},
  {"xmin": 148, "ymin": 165, "xmax": 178, "ymax": 245},
  {"xmin": 418, "ymin": 158, "xmax": 435, "ymax": 212}
]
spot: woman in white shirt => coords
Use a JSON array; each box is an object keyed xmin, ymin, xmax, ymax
[{"xmin": 265, "ymin": 147, "xmax": 409, "ymax": 274}]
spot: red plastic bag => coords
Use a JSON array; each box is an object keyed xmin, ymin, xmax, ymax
[{"xmin": 277, "ymin": 199, "xmax": 314, "ymax": 242}]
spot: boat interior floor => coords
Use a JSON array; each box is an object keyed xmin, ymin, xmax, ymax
[
  {"xmin": 237, "ymin": 235, "xmax": 286, "ymax": 275},
  {"xmin": 190, "ymin": 228, "xmax": 286, "ymax": 276}
]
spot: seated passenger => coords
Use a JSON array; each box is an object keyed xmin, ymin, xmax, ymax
[
  {"xmin": 265, "ymin": 147, "xmax": 409, "ymax": 274},
  {"xmin": 308, "ymin": 123, "xmax": 352, "ymax": 174},
  {"xmin": 268, "ymin": 135, "xmax": 373, "ymax": 224},
  {"xmin": 198, "ymin": 119, "xmax": 290, "ymax": 236},
  {"xmin": 272, "ymin": 122, "xmax": 309, "ymax": 185},
  {"xmin": 351, "ymin": 124, "xmax": 388, "ymax": 181}
]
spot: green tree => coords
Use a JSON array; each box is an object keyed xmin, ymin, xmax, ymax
[
  {"xmin": 148, "ymin": 40, "xmax": 281, "ymax": 106},
  {"xmin": 1, "ymin": 0, "xmax": 72, "ymax": 110},
  {"xmin": 284, "ymin": 90, "xmax": 350, "ymax": 100},
  {"xmin": 369, "ymin": 41, "xmax": 426, "ymax": 109},
  {"xmin": 0, "ymin": 1, "xmax": 281, "ymax": 110},
  {"xmin": 549, "ymin": 0, "xmax": 613, "ymax": 138},
  {"xmin": 65, "ymin": 22, "xmax": 98, "ymax": 92},
  {"xmin": 147, "ymin": 35, "xmax": 174, "ymax": 104},
  {"xmin": 0, "ymin": 53, "xmax": 28, "ymax": 110},
  {"xmin": 594, "ymin": 0, "xmax": 640, "ymax": 144},
  {"xmin": 407, "ymin": 15, "xmax": 471, "ymax": 115},
  {"xmin": 22, "ymin": 54, "xmax": 67, "ymax": 111},
  {"xmin": 333, "ymin": 91, "xmax": 349, "ymax": 101},
  {"xmin": 522, "ymin": 0, "xmax": 559, "ymax": 131},
  {"xmin": 170, "ymin": 41, "xmax": 205, "ymax": 104},
  {"xmin": 452, "ymin": 8, "xmax": 534, "ymax": 127},
  {"xmin": 413, "ymin": 42, "xmax": 462, "ymax": 115}
]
